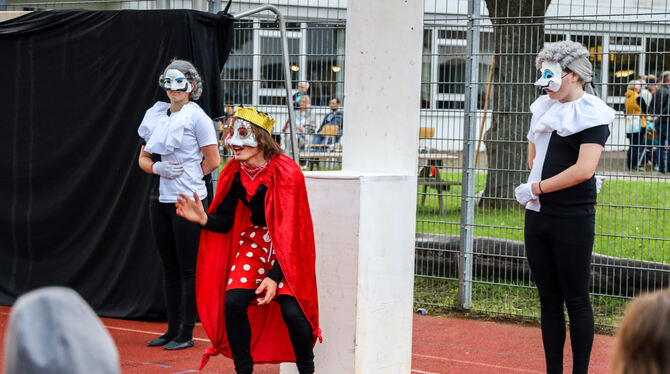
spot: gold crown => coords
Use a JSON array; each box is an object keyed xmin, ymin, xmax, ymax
[{"xmin": 234, "ymin": 106, "xmax": 275, "ymax": 134}]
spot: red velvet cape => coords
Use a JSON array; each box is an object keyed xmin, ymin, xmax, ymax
[{"xmin": 197, "ymin": 154, "xmax": 320, "ymax": 369}]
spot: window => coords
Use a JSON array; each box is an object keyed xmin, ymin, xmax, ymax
[
  {"xmin": 607, "ymin": 35, "xmax": 643, "ymax": 99},
  {"xmin": 477, "ymin": 31, "xmax": 494, "ymax": 110},
  {"xmin": 545, "ymin": 33, "xmax": 565, "ymax": 43},
  {"xmin": 421, "ymin": 29, "xmax": 432, "ymax": 109},
  {"xmin": 437, "ymin": 45, "xmax": 466, "ymax": 94},
  {"xmin": 645, "ymin": 38, "xmax": 670, "ymax": 80},
  {"xmin": 306, "ymin": 23, "xmax": 345, "ymax": 107},
  {"xmin": 222, "ymin": 20, "xmax": 253, "ymax": 105},
  {"xmin": 571, "ymin": 34, "xmax": 603, "ymax": 87},
  {"xmin": 259, "ymin": 36, "xmax": 300, "ymax": 91},
  {"xmin": 608, "ymin": 52, "xmax": 639, "ymax": 97}
]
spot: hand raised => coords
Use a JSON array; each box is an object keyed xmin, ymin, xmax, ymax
[{"xmin": 176, "ymin": 192, "xmax": 207, "ymax": 225}]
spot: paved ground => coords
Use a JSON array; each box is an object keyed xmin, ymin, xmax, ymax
[{"xmin": 0, "ymin": 306, "xmax": 615, "ymax": 373}]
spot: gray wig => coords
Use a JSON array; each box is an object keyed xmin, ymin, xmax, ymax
[
  {"xmin": 158, "ymin": 59, "xmax": 203, "ymax": 100},
  {"xmin": 536, "ymin": 40, "xmax": 595, "ymax": 95}
]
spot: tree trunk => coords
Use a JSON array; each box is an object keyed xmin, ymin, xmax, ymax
[{"xmin": 479, "ymin": 0, "xmax": 552, "ymax": 209}]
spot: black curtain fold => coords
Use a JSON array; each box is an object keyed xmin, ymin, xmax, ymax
[{"xmin": 0, "ymin": 9, "xmax": 234, "ymax": 318}]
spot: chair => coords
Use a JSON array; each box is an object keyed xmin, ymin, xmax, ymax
[
  {"xmin": 321, "ymin": 124, "xmax": 340, "ymax": 145},
  {"xmin": 419, "ymin": 127, "xmax": 435, "ymax": 139},
  {"xmin": 419, "ymin": 126, "xmax": 435, "ymax": 152}
]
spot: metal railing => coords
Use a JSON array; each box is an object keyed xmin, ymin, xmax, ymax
[{"xmin": 416, "ymin": 0, "xmax": 670, "ymax": 328}]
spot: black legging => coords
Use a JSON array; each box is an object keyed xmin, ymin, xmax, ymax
[
  {"xmin": 149, "ymin": 199, "xmax": 207, "ymax": 341},
  {"xmin": 524, "ymin": 210, "xmax": 595, "ymax": 374},
  {"xmin": 225, "ymin": 289, "xmax": 314, "ymax": 374}
]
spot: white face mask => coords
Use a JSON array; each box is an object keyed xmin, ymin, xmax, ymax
[
  {"xmin": 162, "ymin": 69, "xmax": 192, "ymax": 92},
  {"xmin": 225, "ymin": 118, "xmax": 258, "ymax": 148},
  {"xmin": 534, "ymin": 61, "xmax": 563, "ymax": 92}
]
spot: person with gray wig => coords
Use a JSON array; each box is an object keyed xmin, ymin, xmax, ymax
[
  {"xmin": 3, "ymin": 287, "xmax": 120, "ymax": 374},
  {"xmin": 137, "ymin": 58, "xmax": 220, "ymax": 350},
  {"xmin": 159, "ymin": 59, "xmax": 204, "ymax": 101},
  {"xmin": 516, "ymin": 40, "xmax": 615, "ymax": 374},
  {"xmin": 535, "ymin": 40, "xmax": 596, "ymax": 95}
]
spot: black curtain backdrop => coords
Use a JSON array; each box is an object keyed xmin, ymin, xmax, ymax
[{"xmin": 0, "ymin": 10, "xmax": 234, "ymax": 318}]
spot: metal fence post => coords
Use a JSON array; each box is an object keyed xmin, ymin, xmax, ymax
[
  {"xmin": 233, "ymin": 5, "xmax": 299, "ymax": 163},
  {"xmin": 458, "ymin": 0, "xmax": 481, "ymax": 310}
]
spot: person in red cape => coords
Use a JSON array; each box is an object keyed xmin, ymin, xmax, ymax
[{"xmin": 176, "ymin": 106, "xmax": 320, "ymax": 374}]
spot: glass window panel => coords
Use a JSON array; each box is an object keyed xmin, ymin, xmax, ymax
[
  {"xmin": 437, "ymin": 100, "xmax": 464, "ymax": 109},
  {"xmin": 478, "ymin": 32, "xmax": 494, "ymax": 110},
  {"xmin": 608, "ymin": 52, "xmax": 639, "ymax": 97},
  {"xmin": 421, "ymin": 29, "xmax": 432, "ymax": 109},
  {"xmin": 572, "ymin": 34, "xmax": 604, "ymax": 87},
  {"xmin": 260, "ymin": 36, "xmax": 299, "ymax": 90},
  {"xmin": 222, "ymin": 20, "xmax": 253, "ymax": 105},
  {"xmin": 645, "ymin": 38, "xmax": 670, "ymax": 79},
  {"xmin": 306, "ymin": 24, "xmax": 344, "ymax": 107},
  {"xmin": 438, "ymin": 45, "xmax": 466, "ymax": 94},
  {"xmin": 545, "ymin": 33, "xmax": 566, "ymax": 43}
]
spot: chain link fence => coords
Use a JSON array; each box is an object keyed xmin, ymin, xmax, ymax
[
  {"xmin": 2, "ymin": 0, "xmax": 668, "ymax": 328},
  {"xmin": 416, "ymin": 0, "xmax": 670, "ymax": 328}
]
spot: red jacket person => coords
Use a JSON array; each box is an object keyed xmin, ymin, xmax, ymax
[{"xmin": 176, "ymin": 106, "xmax": 320, "ymax": 374}]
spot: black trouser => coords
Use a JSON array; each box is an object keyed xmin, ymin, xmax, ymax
[
  {"xmin": 626, "ymin": 131, "xmax": 644, "ymax": 169},
  {"xmin": 225, "ymin": 289, "xmax": 314, "ymax": 374},
  {"xmin": 524, "ymin": 210, "xmax": 595, "ymax": 374},
  {"xmin": 149, "ymin": 199, "xmax": 207, "ymax": 340},
  {"xmin": 655, "ymin": 121, "xmax": 669, "ymax": 173}
]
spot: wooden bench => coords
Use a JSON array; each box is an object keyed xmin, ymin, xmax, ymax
[
  {"xmin": 299, "ymin": 152, "xmax": 343, "ymax": 171},
  {"xmin": 418, "ymin": 168, "xmax": 461, "ymax": 214}
]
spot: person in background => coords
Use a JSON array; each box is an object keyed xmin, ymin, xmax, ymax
[
  {"xmin": 137, "ymin": 59, "xmax": 220, "ymax": 350},
  {"xmin": 637, "ymin": 75, "xmax": 654, "ymax": 111},
  {"xmin": 611, "ymin": 289, "xmax": 670, "ymax": 374},
  {"xmin": 312, "ymin": 97, "xmax": 344, "ymax": 146},
  {"xmin": 284, "ymin": 95, "xmax": 315, "ymax": 151},
  {"xmin": 217, "ymin": 101, "xmax": 236, "ymax": 144},
  {"xmin": 624, "ymin": 80, "xmax": 646, "ymax": 169},
  {"xmin": 3, "ymin": 287, "xmax": 120, "ymax": 374},
  {"xmin": 292, "ymin": 81, "xmax": 310, "ymax": 110},
  {"xmin": 648, "ymin": 71, "xmax": 670, "ymax": 173}
]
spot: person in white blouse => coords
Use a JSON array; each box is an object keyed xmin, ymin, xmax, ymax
[{"xmin": 137, "ymin": 59, "xmax": 220, "ymax": 350}]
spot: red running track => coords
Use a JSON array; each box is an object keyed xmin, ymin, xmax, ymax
[{"xmin": 0, "ymin": 306, "xmax": 614, "ymax": 373}]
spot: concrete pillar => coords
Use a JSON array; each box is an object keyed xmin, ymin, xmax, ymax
[
  {"xmin": 281, "ymin": 1, "xmax": 423, "ymax": 373},
  {"xmin": 341, "ymin": 0, "xmax": 423, "ymax": 174}
]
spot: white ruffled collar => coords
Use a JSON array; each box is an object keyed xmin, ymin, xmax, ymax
[
  {"xmin": 138, "ymin": 101, "xmax": 201, "ymax": 155},
  {"xmin": 528, "ymin": 93, "xmax": 615, "ymax": 142}
]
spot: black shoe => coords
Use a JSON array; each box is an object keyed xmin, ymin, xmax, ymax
[
  {"xmin": 164, "ymin": 339, "xmax": 194, "ymax": 350},
  {"xmin": 147, "ymin": 336, "xmax": 173, "ymax": 347}
]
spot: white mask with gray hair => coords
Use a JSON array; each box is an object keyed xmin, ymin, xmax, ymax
[
  {"xmin": 162, "ymin": 69, "xmax": 193, "ymax": 92},
  {"xmin": 535, "ymin": 61, "xmax": 563, "ymax": 92}
]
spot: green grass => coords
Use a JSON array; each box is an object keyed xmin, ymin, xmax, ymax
[
  {"xmin": 416, "ymin": 172, "xmax": 670, "ymax": 263},
  {"xmin": 414, "ymin": 276, "xmax": 627, "ymax": 331},
  {"xmin": 414, "ymin": 173, "xmax": 666, "ymax": 327}
]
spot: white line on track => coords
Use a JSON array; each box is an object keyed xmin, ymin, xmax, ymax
[
  {"xmin": 412, "ymin": 369, "xmax": 441, "ymax": 374},
  {"xmin": 103, "ymin": 325, "xmax": 209, "ymax": 342},
  {"xmin": 0, "ymin": 310, "xmax": 212, "ymax": 343},
  {"xmin": 412, "ymin": 353, "xmax": 544, "ymax": 374}
]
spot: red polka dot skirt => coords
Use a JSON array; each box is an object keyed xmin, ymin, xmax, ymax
[{"xmin": 226, "ymin": 225, "xmax": 293, "ymax": 297}]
